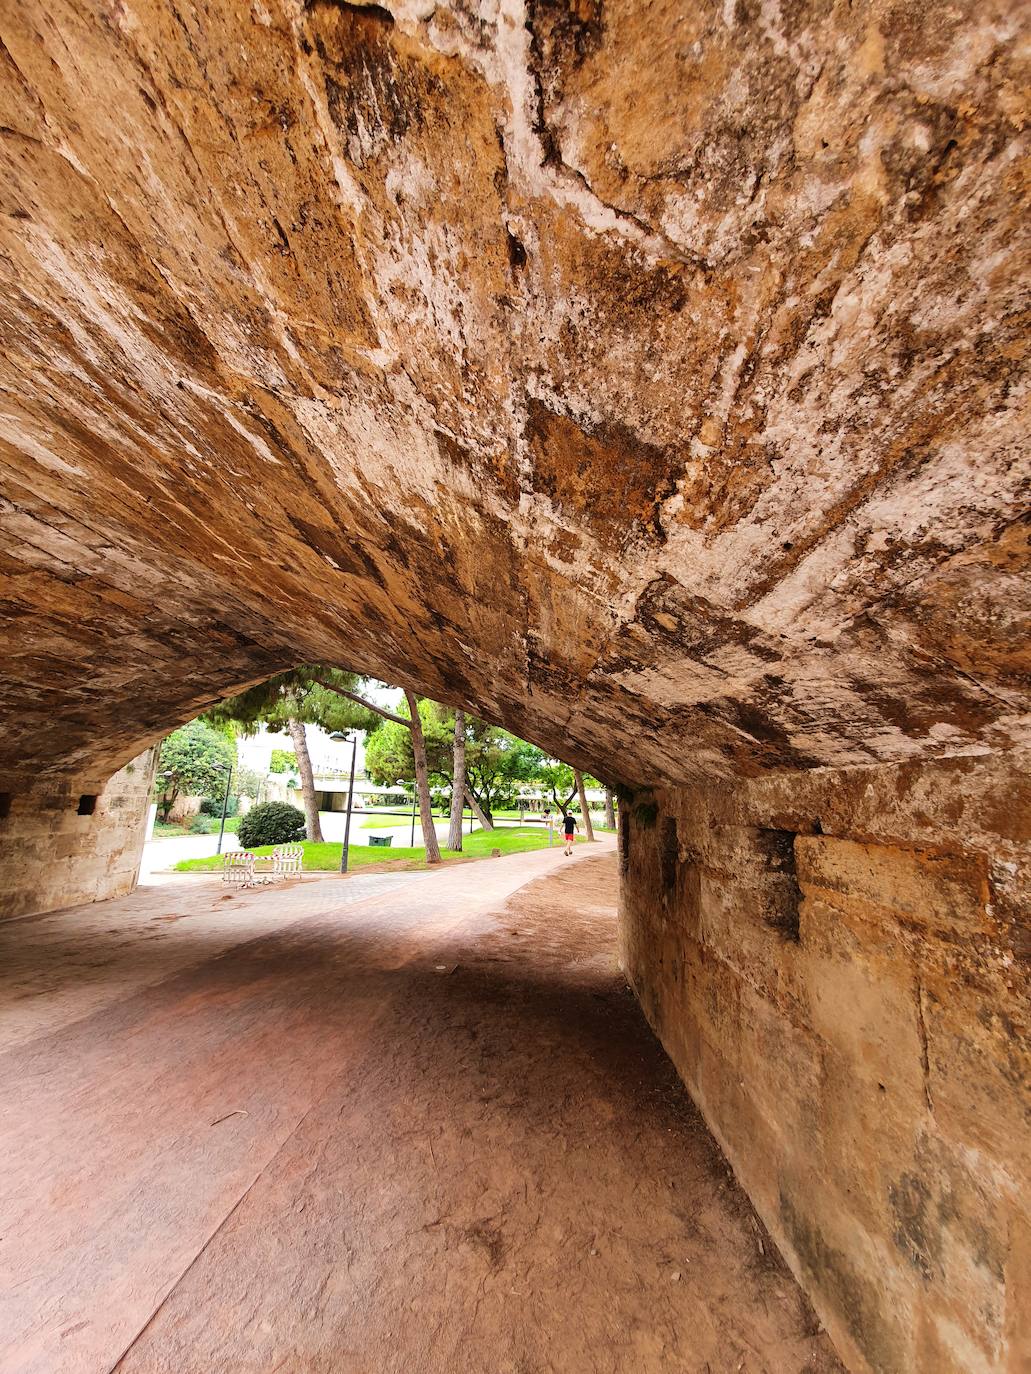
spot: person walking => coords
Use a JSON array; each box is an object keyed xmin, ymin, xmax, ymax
[{"xmin": 562, "ymin": 811, "xmax": 577, "ymax": 856}]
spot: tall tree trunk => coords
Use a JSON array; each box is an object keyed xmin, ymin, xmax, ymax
[
  {"xmin": 287, "ymin": 717, "xmax": 323, "ymax": 842},
  {"xmin": 575, "ymin": 769, "xmax": 596, "ymax": 842},
  {"xmin": 405, "ymin": 690, "xmax": 442, "ymax": 864},
  {"xmin": 464, "ymin": 787, "xmax": 494, "ymax": 831},
  {"xmin": 447, "ymin": 710, "xmax": 466, "ymax": 851},
  {"xmin": 604, "ymin": 786, "xmax": 616, "ymax": 831}
]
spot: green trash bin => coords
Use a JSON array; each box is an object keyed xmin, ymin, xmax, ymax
[{"xmin": 369, "ymin": 834, "xmax": 393, "ymax": 847}]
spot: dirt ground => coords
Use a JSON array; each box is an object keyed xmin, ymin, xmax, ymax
[{"xmin": 0, "ymin": 847, "xmax": 842, "ymax": 1373}]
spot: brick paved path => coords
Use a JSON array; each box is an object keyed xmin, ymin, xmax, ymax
[{"xmin": 0, "ymin": 843, "xmax": 839, "ymax": 1374}]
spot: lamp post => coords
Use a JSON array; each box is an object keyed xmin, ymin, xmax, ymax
[
  {"xmin": 213, "ymin": 761, "xmax": 233, "ymax": 855},
  {"xmin": 329, "ymin": 732, "xmax": 358, "ymax": 874}
]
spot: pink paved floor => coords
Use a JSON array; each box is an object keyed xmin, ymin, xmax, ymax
[{"xmin": 1, "ymin": 846, "xmax": 840, "ymax": 1374}]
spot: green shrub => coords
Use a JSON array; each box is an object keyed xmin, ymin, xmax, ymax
[
  {"xmin": 190, "ymin": 814, "xmax": 218, "ymax": 834},
  {"xmin": 238, "ymin": 801, "xmax": 306, "ymax": 848},
  {"xmin": 199, "ymin": 793, "xmax": 238, "ymax": 817}
]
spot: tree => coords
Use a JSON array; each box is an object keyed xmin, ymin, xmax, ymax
[
  {"xmin": 575, "ymin": 768, "xmax": 596, "ymax": 841},
  {"xmin": 363, "ymin": 701, "xmax": 452, "ymax": 793},
  {"xmin": 236, "ymin": 766, "xmax": 263, "ymax": 802},
  {"xmin": 306, "ymin": 676, "xmax": 449, "ymax": 861},
  {"xmin": 464, "ymin": 788, "xmax": 493, "ymax": 831},
  {"xmin": 213, "ymin": 667, "xmax": 447, "ymax": 863},
  {"xmin": 447, "ymin": 710, "xmax": 466, "ymax": 851},
  {"xmin": 156, "ymin": 719, "xmax": 236, "ymax": 822},
  {"xmin": 518, "ymin": 750, "xmax": 605, "ymax": 830},
  {"xmin": 406, "ymin": 690, "xmax": 441, "ymax": 864},
  {"xmin": 269, "ymin": 749, "xmax": 296, "ymax": 774},
  {"xmin": 362, "ymin": 695, "xmax": 451, "ymax": 860},
  {"xmin": 525, "ymin": 753, "xmax": 578, "ymax": 812},
  {"xmin": 364, "ymin": 707, "xmax": 541, "ymax": 834},
  {"xmin": 206, "ymin": 667, "xmax": 381, "ymax": 844},
  {"xmin": 604, "ymin": 786, "xmax": 617, "ymax": 831},
  {"xmin": 286, "ymin": 717, "xmax": 322, "ymax": 844},
  {"xmin": 463, "ymin": 722, "xmax": 538, "ymax": 820}
]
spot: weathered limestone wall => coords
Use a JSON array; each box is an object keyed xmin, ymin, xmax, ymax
[
  {"xmin": 0, "ymin": 747, "xmax": 157, "ymax": 919},
  {"xmin": 620, "ymin": 751, "xmax": 1029, "ymax": 1373}
]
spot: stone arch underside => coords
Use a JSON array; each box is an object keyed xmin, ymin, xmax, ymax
[
  {"xmin": 0, "ymin": 0, "xmax": 1027, "ymax": 794},
  {"xmin": 1, "ymin": 5, "xmax": 1029, "ymax": 1370}
]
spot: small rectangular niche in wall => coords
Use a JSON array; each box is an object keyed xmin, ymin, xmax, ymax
[
  {"xmin": 77, "ymin": 794, "xmax": 98, "ymax": 816},
  {"xmin": 0, "ymin": 792, "xmax": 11, "ymax": 820},
  {"xmin": 756, "ymin": 827, "xmax": 801, "ymax": 941}
]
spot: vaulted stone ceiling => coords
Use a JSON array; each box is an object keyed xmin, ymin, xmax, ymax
[{"xmin": 0, "ymin": 0, "xmax": 1027, "ymax": 788}]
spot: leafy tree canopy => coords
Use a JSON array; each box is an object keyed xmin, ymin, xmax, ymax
[
  {"xmin": 156, "ymin": 719, "xmax": 236, "ymax": 820},
  {"xmin": 364, "ymin": 698, "xmax": 545, "ymax": 818},
  {"xmin": 464, "ymin": 720, "xmax": 540, "ymax": 815},
  {"xmin": 205, "ymin": 664, "xmax": 384, "ymax": 739},
  {"xmin": 514, "ymin": 747, "xmax": 603, "ymax": 810},
  {"xmin": 364, "ymin": 697, "xmax": 451, "ymax": 795}
]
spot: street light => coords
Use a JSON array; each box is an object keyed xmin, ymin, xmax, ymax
[
  {"xmin": 211, "ymin": 761, "xmax": 234, "ymax": 855},
  {"xmin": 328, "ymin": 731, "xmax": 358, "ymax": 874}
]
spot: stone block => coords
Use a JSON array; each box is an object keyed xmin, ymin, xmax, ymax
[
  {"xmin": 690, "ymin": 945, "xmax": 745, "ymax": 1066},
  {"xmin": 0, "ymin": 747, "xmax": 155, "ymax": 917},
  {"xmin": 627, "ymin": 761, "xmax": 1027, "ymax": 1374},
  {"xmin": 922, "ymin": 986, "xmax": 1030, "ymax": 1184},
  {"xmin": 697, "ymin": 872, "xmax": 808, "ymax": 1020},
  {"xmin": 883, "ymin": 1130, "xmax": 1010, "ymax": 1368},
  {"xmin": 734, "ymin": 979, "xmax": 825, "ymax": 1157},
  {"xmin": 776, "ymin": 1168, "xmax": 917, "ymax": 1374},
  {"xmin": 1005, "ymin": 1209, "xmax": 1031, "ymax": 1374},
  {"xmin": 812, "ymin": 1043, "xmax": 925, "ymax": 1243},
  {"xmin": 798, "ymin": 895, "xmax": 926, "ymax": 1099},
  {"xmin": 795, "ymin": 836, "xmax": 990, "ymax": 936},
  {"xmin": 694, "ymin": 1032, "xmax": 783, "ymax": 1219},
  {"xmin": 51, "ymin": 835, "xmax": 85, "ymax": 861}
]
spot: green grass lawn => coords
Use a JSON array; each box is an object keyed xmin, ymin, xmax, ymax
[{"xmin": 174, "ymin": 825, "xmax": 582, "ymax": 873}]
